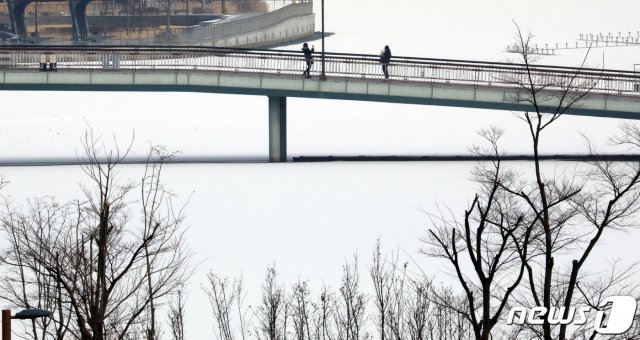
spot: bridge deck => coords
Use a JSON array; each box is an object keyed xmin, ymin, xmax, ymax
[{"xmin": 0, "ymin": 46, "xmax": 639, "ymax": 119}]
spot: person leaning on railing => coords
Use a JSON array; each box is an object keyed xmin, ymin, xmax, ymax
[
  {"xmin": 380, "ymin": 45, "xmax": 392, "ymax": 79},
  {"xmin": 302, "ymin": 42, "xmax": 315, "ymax": 78}
]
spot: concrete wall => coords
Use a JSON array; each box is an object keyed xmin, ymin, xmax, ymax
[
  {"xmin": 211, "ymin": 14, "xmax": 315, "ymax": 47},
  {"xmin": 174, "ymin": 2, "xmax": 315, "ymax": 47},
  {"xmin": 17, "ymin": 15, "xmax": 221, "ymax": 28},
  {"xmin": 2, "ymin": 69, "xmax": 639, "ymax": 119}
]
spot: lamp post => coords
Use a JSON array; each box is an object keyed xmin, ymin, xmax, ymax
[
  {"xmin": 320, "ymin": 0, "xmax": 326, "ymax": 80},
  {"xmin": 2, "ymin": 309, "xmax": 53, "ymax": 340},
  {"xmin": 35, "ymin": 2, "xmax": 38, "ymax": 38}
]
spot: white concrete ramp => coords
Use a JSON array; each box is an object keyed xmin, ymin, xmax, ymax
[{"xmin": 2, "ymin": 68, "xmax": 638, "ymax": 119}]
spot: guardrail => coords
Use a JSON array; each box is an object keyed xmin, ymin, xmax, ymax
[{"xmin": 1, "ymin": 46, "xmax": 639, "ymax": 95}]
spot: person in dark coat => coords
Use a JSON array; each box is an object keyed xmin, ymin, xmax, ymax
[
  {"xmin": 380, "ymin": 45, "xmax": 391, "ymax": 79},
  {"xmin": 302, "ymin": 42, "xmax": 314, "ymax": 77}
]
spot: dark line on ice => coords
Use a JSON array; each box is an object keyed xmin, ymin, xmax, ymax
[
  {"xmin": 292, "ymin": 154, "xmax": 640, "ymax": 162},
  {"xmin": 0, "ymin": 154, "xmax": 639, "ymax": 167}
]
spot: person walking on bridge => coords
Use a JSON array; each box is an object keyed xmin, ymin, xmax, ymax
[
  {"xmin": 380, "ymin": 45, "xmax": 391, "ymax": 79},
  {"xmin": 301, "ymin": 42, "xmax": 315, "ymax": 78}
]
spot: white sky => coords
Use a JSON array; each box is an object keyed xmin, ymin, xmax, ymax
[{"xmin": 2, "ymin": 0, "xmax": 640, "ymax": 338}]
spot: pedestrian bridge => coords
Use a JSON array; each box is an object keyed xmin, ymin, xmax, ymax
[{"xmin": 0, "ymin": 45, "xmax": 639, "ymax": 161}]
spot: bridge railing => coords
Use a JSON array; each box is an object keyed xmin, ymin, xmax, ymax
[{"xmin": 1, "ymin": 46, "xmax": 640, "ymax": 95}]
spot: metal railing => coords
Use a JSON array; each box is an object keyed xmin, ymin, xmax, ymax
[{"xmin": 1, "ymin": 45, "xmax": 639, "ymax": 95}]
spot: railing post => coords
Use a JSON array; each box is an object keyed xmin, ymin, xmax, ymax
[
  {"xmin": 2, "ymin": 310, "xmax": 11, "ymax": 340},
  {"xmin": 320, "ymin": 0, "xmax": 326, "ymax": 80},
  {"xmin": 268, "ymin": 96, "xmax": 287, "ymax": 162}
]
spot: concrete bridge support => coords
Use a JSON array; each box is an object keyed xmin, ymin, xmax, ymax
[
  {"xmin": 268, "ymin": 96, "xmax": 287, "ymax": 162},
  {"xmin": 5, "ymin": 0, "xmax": 90, "ymax": 39},
  {"xmin": 69, "ymin": 0, "xmax": 91, "ymax": 40},
  {"xmin": 6, "ymin": 0, "xmax": 30, "ymax": 37}
]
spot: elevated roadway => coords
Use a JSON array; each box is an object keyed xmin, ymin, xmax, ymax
[{"xmin": 0, "ymin": 45, "xmax": 639, "ymax": 161}]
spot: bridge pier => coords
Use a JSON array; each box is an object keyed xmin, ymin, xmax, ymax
[
  {"xmin": 268, "ymin": 96, "xmax": 287, "ymax": 162},
  {"xmin": 69, "ymin": 0, "xmax": 91, "ymax": 41},
  {"xmin": 6, "ymin": 0, "xmax": 30, "ymax": 37},
  {"xmin": 5, "ymin": 0, "xmax": 91, "ymax": 39}
]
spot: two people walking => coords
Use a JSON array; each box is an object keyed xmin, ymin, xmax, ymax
[{"xmin": 300, "ymin": 42, "xmax": 392, "ymax": 79}]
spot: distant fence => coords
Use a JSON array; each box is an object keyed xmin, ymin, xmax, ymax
[{"xmin": 1, "ymin": 46, "xmax": 640, "ymax": 95}]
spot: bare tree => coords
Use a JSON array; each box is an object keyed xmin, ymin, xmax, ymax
[
  {"xmin": 0, "ymin": 132, "xmax": 192, "ymax": 340},
  {"xmin": 428, "ymin": 285, "xmax": 476, "ymax": 340},
  {"xmin": 204, "ymin": 271, "xmax": 251, "ymax": 340},
  {"xmin": 423, "ymin": 127, "xmax": 534, "ymax": 340},
  {"xmin": 0, "ymin": 197, "xmax": 72, "ymax": 340},
  {"xmin": 404, "ymin": 280, "xmax": 430, "ymax": 340},
  {"xmin": 291, "ymin": 280, "xmax": 312, "ymax": 340},
  {"xmin": 318, "ymin": 285, "xmax": 335, "ymax": 340},
  {"xmin": 236, "ymin": 275, "xmax": 249, "ymax": 340},
  {"xmin": 206, "ymin": 272, "xmax": 239, "ymax": 340},
  {"xmin": 385, "ymin": 251, "xmax": 409, "ymax": 340},
  {"xmin": 158, "ymin": 0, "xmax": 176, "ymax": 34},
  {"xmin": 256, "ymin": 265, "xmax": 286, "ymax": 340},
  {"xmin": 136, "ymin": 0, "xmax": 148, "ymax": 33},
  {"xmin": 198, "ymin": 244, "xmax": 482, "ymax": 340},
  {"xmin": 560, "ymin": 261, "xmax": 640, "ymax": 340},
  {"xmin": 422, "ymin": 23, "xmax": 640, "ymax": 340},
  {"xmin": 335, "ymin": 255, "xmax": 367, "ymax": 340},
  {"xmin": 168, "ymin": 288, "xmax": 186, "ymax": 340},
  {"xmin": 370, "ymin": 240, "xmax": 392, "ymax": 340},
  {"xmin": 141, "ymin": 146, "xmax": 190, "ymax": 340},
  {"xmin": 500, "ymin": 24, "xmax": 640, "ymax": 340}
]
